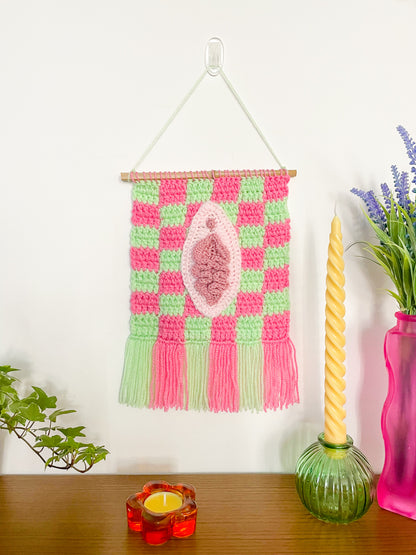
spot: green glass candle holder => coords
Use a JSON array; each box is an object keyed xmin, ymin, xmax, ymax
[{"xmin": 295, "ymin": 433, "xmax": 375, "ymax": 524}]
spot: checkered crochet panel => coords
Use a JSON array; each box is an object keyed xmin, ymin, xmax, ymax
[{"xmin": 120, "ymin": 171, "xmax": 298, "ymax": 412}]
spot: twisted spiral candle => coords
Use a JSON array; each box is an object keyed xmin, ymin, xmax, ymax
[{"xmin": 324, "ymin": 215, "xmax": 347, "ymax": 445}]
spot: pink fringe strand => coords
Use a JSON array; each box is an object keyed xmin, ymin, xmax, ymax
[
  {"xmin": 263, "ymin": 338, "xmax": 299, "ymax": 410},
  {"xmin": 150, "ymin": 340, "xmax": 187, "ymax": 411}
]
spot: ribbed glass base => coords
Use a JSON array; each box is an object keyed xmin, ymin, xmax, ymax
[{"xmin": 295, "ymin": 433, "xmax": 375, "ymax": 524}]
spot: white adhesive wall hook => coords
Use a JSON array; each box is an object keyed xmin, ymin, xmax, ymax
[
  {"xmin": 124, "ymin": 35, "xmax": 291, "ymax": 174},
  {"xmin": 205, "ymin": 37, "xmax": 224, "ymax": 76}
]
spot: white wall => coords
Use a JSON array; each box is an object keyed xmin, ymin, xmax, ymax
[{"xmin": 0, "ymin": 0, "xmax": 412, "ymax": 474}]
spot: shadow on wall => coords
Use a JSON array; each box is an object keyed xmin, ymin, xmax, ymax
[
  {"xmin": 117, "ymin": 458, "xmax": 178, "ymax": 475},
  {"xmin": 354, "ymin": 251, "xmax": 391, "ymax": 472},
  {"xmin": 346, "ymin": 193, "xmax": 390, "ymax": 472},
  {"xmin": 358, "ymin": 303, "xmax": 389, "ymax": 472},
  {"xmin": 264, "ymin": 223, "xmax": 324, "ymax": 472},
  {"xmin": 268, "ymin": 422, "xmax": 322, "ymax": 473},
  {"xmin": 299, "ymin": 231, "xmax": 325, "ymax": 436}
]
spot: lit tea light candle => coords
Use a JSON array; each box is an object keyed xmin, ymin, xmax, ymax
[
  {"xmin": 144, "ymin": 491, "xmax": 183, "ymax": 513},
  {"xmin": 324, "ymin": 214, "xmax": 347, "ymax": 445},
  {"xmin": 126, "ymin": 480, "xmax": 197, "ymax": 545}
]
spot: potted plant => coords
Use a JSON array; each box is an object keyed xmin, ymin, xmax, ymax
[
  {"xmin": 0, "ymin": 365, "xmax": 108, "ymax": 472},
  {"xmin": 352, "ymin": 125, "xmax": 416, "ymax": 519}
]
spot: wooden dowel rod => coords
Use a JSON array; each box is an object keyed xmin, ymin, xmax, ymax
[{"xmin": 121, "ymin": 169, "xmax": 297, "ymax": 182}]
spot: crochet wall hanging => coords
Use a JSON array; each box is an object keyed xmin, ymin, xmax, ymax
[{"xmin": 119, "ymin": 38, "xmax": 298, "ymax": 412}]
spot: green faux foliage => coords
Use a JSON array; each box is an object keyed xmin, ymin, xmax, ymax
[
  {"xmin": 0, "ymin": 365, "xmax": 109, "ymax": 472},
  {"xmin": 352, "ymin": 126, "xmax": 416, "ymax": 315},
  {"xmin": 365, "ymin": 200, "xmax": 416, "ymax": 315}
]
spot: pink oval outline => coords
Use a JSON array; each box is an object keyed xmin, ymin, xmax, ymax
[{"xmin": 182, "ymin": 201, "xmax": 241, "ymax": 318}]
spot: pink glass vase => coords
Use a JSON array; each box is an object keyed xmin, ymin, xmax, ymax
[{"xmin": 378, "ymin": 311, "xmax": 416, "ymax": 519}]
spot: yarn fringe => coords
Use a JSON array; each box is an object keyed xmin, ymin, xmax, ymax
[
  {"xmin": 186, "ymin": 343, "xmax": 210, "ymax": 411},
  {"xmin": 208, "ymin": 343, "xmax": 239, "ymax": 412},
  {"xmin": 263, "ymin": 338, "xmax": 299, "ymax": 410},
  {"xmin": 119, "ymin": 337, "xmax": 298, "ymax": 412},
  {"xmin": 150, "ymin": 340, "xmax": 187, "ymax": 410},
  {"xmin": 238, "ymin": 343, "xmax": 264, "ymax": 411},
  {"xmin": 119, "ymin": 336, "xmax": 153, "ymax": 407}
]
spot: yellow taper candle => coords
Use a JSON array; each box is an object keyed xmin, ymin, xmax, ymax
[{"xmin": 324, "ymin": 214, "xmax": 347, "ymax": 445}]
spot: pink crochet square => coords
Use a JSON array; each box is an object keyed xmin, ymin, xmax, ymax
[
  {"xmin": 184, "ymin": 295, "xmax": 202, "ymax": 317},
  {"xmin": 159, "ymin": 179, "xmax": 187, "ymax": 206},
  {"xmin": 159, "ymin": 271, "xmax": 185, "ymax": 295},
  {"xmin": 263, "ymin": 266, "xmax": 289, "ymax": 292},
  {"xmin": 159, "ymin": 226, "xmax": 187, "ymax": 250},
  {"xmin": 132, "ymin": 202, "xmax": 160, "ymax": 227},
  {"xmin": 241, "ymin": 247, "xmax": 264, "ymax": 270},
  {"xmin": 158, "ymin": 315, "xmax": 185, "ymax": 342},
  {"xmin": 262, "ymin": 312, "xmax": 290, "ymax": 341},
  {"xmin": 264, "ymin": 220, "xmax": 290, "ymax": 248},
  {"xmin": 236, "ymin": 292, "xmax": 264, "ymax": 316},
  {"xmin": 211, "ymin": 316, "xmax": 237, "ymax": 342},
  {"xmin": 131, "ymin": 291, "xmax": 159, "ymax": 314},
  {"xmin": 184, "ymin": 202, "xmax": 202, "ymax": 227},
  {"xmin": 237, "ymin": 202, "xmax": 264, "ymax": 226},
  {"xmin": 263, "ymin": 174, "xmax": 290, "ymax": 201},
  {"xmin": 130, "ymin": 247, "xmax": 159, "ymax": 272},
  {"xmin": 211, "ymin": 177, "xmax": 240, "ymax": 202}
]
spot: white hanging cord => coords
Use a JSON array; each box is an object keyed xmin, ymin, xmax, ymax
[
  {"xmin": 218, "ymin": 68, "xmax": 285, "ymax": 170},
  {"xmin": 130, "ymin": 38, "xmax": 286, "ymax": 173},
  {"xmin": 131, "ymin": 70, "xmax": 207, "ymax": 173}
]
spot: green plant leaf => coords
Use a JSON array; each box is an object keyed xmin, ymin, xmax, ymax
[
  {"xmin": 9, "ymin": 400, "xmax": 29, "ymax": 413},
  {"xmin": 0, "ymin": 364, "xmax": 108, "ymax": 473},
  {"xmin": 0, "ymin": 366, "xmax": 20, "ymax": 374},
  {"xmin": 401, "ymin": 249, "xmax": 414, "ymax": 307},
  {"xmin": 48, "ymin": 409, "xmax": 77, "ymax": 423},
  {"xmin": 366, "ymin": 215, "xmax": 392, "ymax": 245},
  {"xmin": 387, "ymin": 198, "xmax": 400, "ymax": 244},
  {"xmin": 18, "ymin": 403, "xmax": 46, "ymax": 422},
  {"xmin": 44, "ymin": 455, "xmax": 62, "ymax": 469},
  {"xmin": 399, "ymin": 205, "xmax": 416, "ymax": 254},
  {"xmin": 30, "ymin": 387, "xmax": 57, "ymax": 410},
  {"xmin": 386, "ymin": 289, "xmax": 404, "ymax": 305},
  {"xmin": 58, "ymin": 426, "xmax": 86, "ymax": 439},
  {"xmin": 1, "ymin": 385, "xmax": 19, "ymax": 398},
  {"xmin": 35, "ymin": 434, "xmax": 64, "ymax": 448}
]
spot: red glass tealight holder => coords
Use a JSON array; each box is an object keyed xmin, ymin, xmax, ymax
[{"xmin": 126, "ymin": 480, "xmax": 197, "ymax": 545}]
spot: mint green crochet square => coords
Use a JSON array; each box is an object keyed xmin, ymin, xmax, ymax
[
  {"xmin": 220, "ymin": 297, "xmax": 237, "ymax": 316},
  {"xmin": 240, "ymin": 270, "xmax": 264, "ymax": 292},
  {"xmin": 159, "ymin": 294, "xmax": 185, "ymax": 315},
  {"xmin": 239, "ymin": 177, "xmax": 264, "ymax": 202},
  {"xmin": 219, "ymin": 202, "xmax": 239, "ymax": 225},
  {"xmin": 236, "ymin": 315, "xmax": 263, "ymax": 343},
  {"xmin": 131, "ymin": 270, "xmax": 158, "ymax": 293},
  {"xmin": 186, "ymin": 179, "xmax": 213, "ymax": 203},
  {"xmin": 160, "ymin": 249, "xmax": 182, "ymax": 272},
  {"xmin": 130, "ymin": 313, "xmax": 158, "ymax": 338},
  {"xmin": 263, "ymin": 290, "xmax": 290, "ymax": 315},
  {"xmin": 130, "ymin": 226, "xmax": 159, "ymax": 249},
  {"xmin": 265, "ymin": 199, "xmax": 289, "ymax": 224},
  {"xmin": 160, "ymin": 204, "xmax": 186, "ymax": 227},
  {"xmin": 264, "ymin": 245, "xmax": 289, "ymax": 268},
  {"xmin": 132, "ymin": 180, "xmax": 159, "ymax": 204},
  {"xmin": 185, "ymin": 317, "xmax": 212, "ymax": 342},
  {"xmin": 239, "ymin": 226, "xmax": 265, "ymax": 248}
]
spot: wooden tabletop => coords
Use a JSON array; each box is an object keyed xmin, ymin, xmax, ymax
[{"xmin": 0, "ymin": 474, "xmax": 415, "ymax": 554}]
